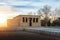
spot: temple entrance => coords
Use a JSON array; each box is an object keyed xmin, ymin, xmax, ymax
[{"xmin": 29, "ymin": 18, "xmax": 32, "ymax": 26}]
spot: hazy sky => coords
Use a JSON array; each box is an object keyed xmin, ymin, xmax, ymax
[
  {"xmin": 0, "ymin": 0, "xmax": 60, "ymax": 15},
  {"xmin": 0, "ymin": 0, "xmax": 60, "ymax": 26}
]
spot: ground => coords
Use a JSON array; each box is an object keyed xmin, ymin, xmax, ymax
[{"xmin": 0, "ymin": 31, "xmax": 60, "ymax": 40}]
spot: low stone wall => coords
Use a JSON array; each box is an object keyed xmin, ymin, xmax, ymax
[{"xmin": 24, "ymin": 28, "xmax": 60, "ymax": 40}]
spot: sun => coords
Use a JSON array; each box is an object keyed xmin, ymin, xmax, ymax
[
  {"xmin": 0, "ymin": 16, "xmax": 6, "ymax": 23},
  {"xmin": 0, "ymin": 14, "xmax": 7, "ymax": 27}
]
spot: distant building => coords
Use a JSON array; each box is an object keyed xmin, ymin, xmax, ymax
[{"xmin": 7, "ymin": 15, "xmax": 41, "ymax": 27}]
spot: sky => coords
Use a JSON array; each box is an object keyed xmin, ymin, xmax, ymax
[
  {"xmin": 0, "ymin": 0, "xmax": 60, "ymax": 26},
  {"xmin": 0, "ymin": 0, "xmax": 60, "ymax": 16}
]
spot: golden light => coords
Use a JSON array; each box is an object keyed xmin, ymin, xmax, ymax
[
  {"xmin": 0, "ymin": 16, "xmax": 6, "ymax": 23},
  {"xmin": 0, "ymin": 14, "xmax": 7, "ymax": 27}
]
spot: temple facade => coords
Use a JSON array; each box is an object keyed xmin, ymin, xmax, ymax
[{"xmin": 7, "ymin": 15, "xmax": 41, "ymax": 27}]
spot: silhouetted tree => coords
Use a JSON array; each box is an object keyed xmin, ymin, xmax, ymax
[
  {"xmin": 41, "ymin": 5, "xmax": 51, "ymax": 26},
  {"xmin": 52, "ymin": 18, "xmax": 60, "ymax": 26},
  {"xmin": 47, "ymin": 19, "xmax": 51, "ymax": 26}
]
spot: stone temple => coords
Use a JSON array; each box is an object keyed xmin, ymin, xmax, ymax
[{"xmin": 7, "ymin": 15, "xmax": 41, "ymax": 27}]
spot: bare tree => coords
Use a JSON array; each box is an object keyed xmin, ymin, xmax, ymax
[
  {"xmin": 38, "ymin": 9, "xmax": 41, "ymax": 15},
  {"xmin": 41, "ymin": 5, "xmax": 51, "ymax": 26},
  {"xmin": 42, "ymin": 5, "xmax": 51, "ymax": 17},
  {"xmin": 55, "ymin": 7, "xmax": 60, "ymax": 17}
]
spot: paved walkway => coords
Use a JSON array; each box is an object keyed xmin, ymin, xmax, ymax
[{"xmin": 0, "ymin": 31, "xmax": 60, "ymax": 40}]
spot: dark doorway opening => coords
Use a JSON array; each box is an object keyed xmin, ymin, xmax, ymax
[{"xmin": 29, "ymin": 18, "xmax": 32, "ymax": 26}]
